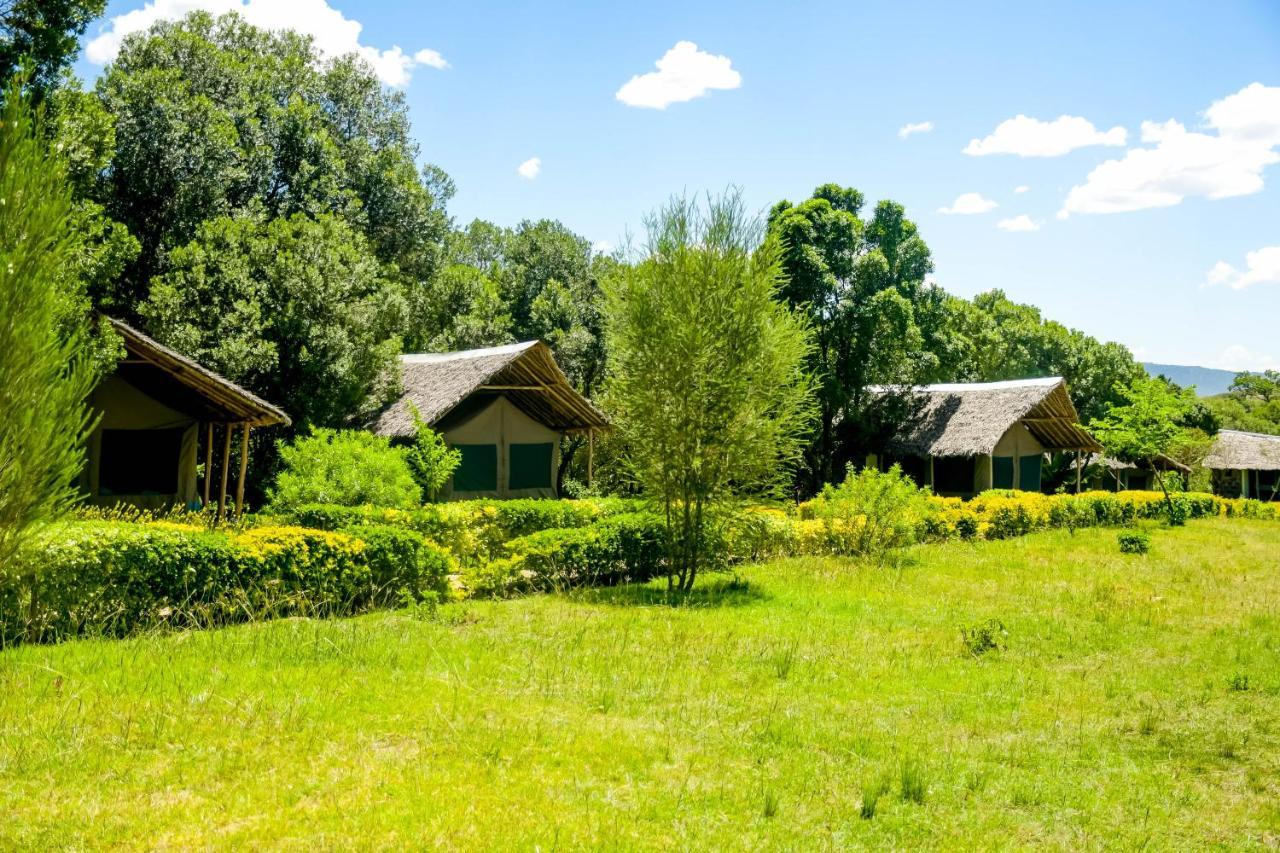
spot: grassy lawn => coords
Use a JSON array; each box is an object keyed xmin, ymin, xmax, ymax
[{"xmin": 3, "ymin": 518, "xmax": 1279, "ymax": 849}]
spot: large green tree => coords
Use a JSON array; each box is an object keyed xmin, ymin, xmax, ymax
[
  {"xmin": 141, "ymin": 213, "xmax": 404, "ymax": 432},
  {"xmin": 1207, "ymin": 370, "xmax": 1280, "ymax": 435},
  {"xmin": 0, "ymin": 0, "xmax": 105, "ymax": 96},
  {"xmin": 766, "ymin": 185, "xmax": 948, "ymax": 492},
  {"xmin": 90, "ymin": 11, "xmax": 451, "ymax": 317},
  {"xmin": 0, "ymin": 84, "xmax": 99, "ymax": 572},
  {"xmin": 604, "ymin": 192, "xmax": 815, "ymax": 591}
]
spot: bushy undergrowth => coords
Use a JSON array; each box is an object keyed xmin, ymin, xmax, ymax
[
  {"xmin": 2, "ymin": 521, "xmax": 451, "ymax": 644},
  {"xmin": 9, "ymin": 488, "xmax": 1276, "ymax": 645}
]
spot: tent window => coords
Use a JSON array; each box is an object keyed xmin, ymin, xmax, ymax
[
  {"xmin": 934, "ymin": 456, "xmax": 976, "ymax": 494},
  {"xmin": 453, "ymin": 444, "xmax": 497, "ymax": 492},
  {"xmin": 992, "ymin": 456, "xmax": 1015, "ymax": 490},
  {"xmin": 1018, "ymin": 454, "xmax": 1042, "ymax": 492},
  {"xmin": 99, "ymin": 428, "xmax": 183, "ymax": 495},
  {"xmin": 508, "ymin": 442, "xmax": 553, "ymax": 490}
]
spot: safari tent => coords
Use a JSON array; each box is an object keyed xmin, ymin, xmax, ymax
[
  {"xmin": 1203, "ymin": 429, "xmax": 1280, "ymax": 500},
  {"xmin": 868, "ymin": 377, "xmax": 1101, "ymax": 498},
  {"xmin": 368, "ymin": 341, "xmax": 609, "ymax": 499},
  {"xmin": 1082, "ymin": 453, "xmax": 1190, "ymax": 492},
  {"xmin": 83, "ymin": 318, "xmax": 290, "ymax": 516}
]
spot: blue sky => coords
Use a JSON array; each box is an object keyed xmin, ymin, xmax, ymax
[{"xmin": 78, "ymin": 0, "xmax": 1280, "ymax": 371}]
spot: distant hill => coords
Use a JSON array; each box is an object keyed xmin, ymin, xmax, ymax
[{"xmin": 1142, "ymin": 362, "xmax": 1237, "ymax": 396}]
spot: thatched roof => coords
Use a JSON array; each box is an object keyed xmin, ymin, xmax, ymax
[
  {"xmin": 1083, "ymin": 453, "xmax": 1190, "ymax": 474},
  {"xmin": 368, "ymin": 341, "xmax": 608, "ymax": 438},
  {"xmin": 1203, "ymin": 429, "xmax": 1280, "ymax": 471},
  {"xmin": 872, "ymin": 377, "xmax": 1101, "ymax": 457},
  {"xmin": 108, "ymin": 317, "xmax": 290, "ymax": 427}
]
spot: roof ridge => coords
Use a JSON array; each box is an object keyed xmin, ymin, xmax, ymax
[{"xmin": 400, "ymin": 341, "xmax": 539, "ymax": 363}]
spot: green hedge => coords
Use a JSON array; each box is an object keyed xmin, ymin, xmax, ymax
[
  {"xmin": 468, "ymin": 512, "xmax": 666, "ymax": 597},
  {"xmin": 2, "ymin": 521, "xmax": 452, "ymax": 644}
]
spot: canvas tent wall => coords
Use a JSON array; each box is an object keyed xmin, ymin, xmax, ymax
[
  {"xmin": 83, "ymin": 318, "xmax": 290, "ymax": 515},
  {"xmin": 368, "ymin": 341, "xmax": 609, "ymax": 499},
  {"xmin": 867, "ymin": 377, "xmax": 1101, "ymax": 498},
  {"xmin": 1203, "ymin": 429, "xmax": 1280, "ymax": 500}
]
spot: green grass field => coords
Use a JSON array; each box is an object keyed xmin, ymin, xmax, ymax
[{"xmin": 3, "ymin": 518, "xmax": 1279, "ymax": 849}]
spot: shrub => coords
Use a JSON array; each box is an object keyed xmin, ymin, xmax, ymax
[
  {"xmin": 1117, "ymin": 530, "xmax": 1151, "ymax": 554},
  {"xmin": 270, "ymin": 428, "xmax": 421, "ymax": 511},
  {"xmin": 961, "ymin": 618, "xmax": 1006, "ymax": 656},
  {"xmin": 3, "ymin": 519, "xmax": 452, "ymax": 644},
  {"xmin": 405, "ymin": 403, "xmax": 460, "ymax": 501},
  {"xmin": 809, "ymin": 465, "xmax": 933, "ymax": 560}
]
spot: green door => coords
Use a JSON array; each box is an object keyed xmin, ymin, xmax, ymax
[
  {"xmin": 453, "ymin": 444, "xmax": 497, "ymax": 492},
  {"xmin": 1018, "ymin": 454, "xmax": 1042, "ymax": 492},
  {"xmin": 993, "ymin": 456, "xmax": 1014, "ymax": 489}
]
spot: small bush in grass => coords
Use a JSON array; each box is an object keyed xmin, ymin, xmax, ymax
[
  {"xmin": 961, "ymin": 618, "xmax": 1006, "ymax": 657},
  {"xmin": 1118, "ymin": 530, "xmax": 1151, "ymax": 554},
  {"xmin": 899, "ymin": 757, "xmax": 927, "ymax": 804},
  {"xmin": 1228, "ymin": 672, "xmax": 1251, "ymax": 692},
  {"xmin": 859, "ymin": 772, "xmax": 890, "ymax": 819}
]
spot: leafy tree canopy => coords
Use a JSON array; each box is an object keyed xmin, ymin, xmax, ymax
[
  {"xmin": 90, "ymin": 10, "xmax": 451, "ymax": 316},
  {"xmin": 1207, "ymin": 370, "xmax": 1280, "ymax": 436},
  {"xmin": 0, "ymin": 0, "xmax": 105, "ymax": 96}
]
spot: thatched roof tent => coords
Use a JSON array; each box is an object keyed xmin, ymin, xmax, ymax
[
  {"xmin": 872, "ymin": 377, "xmax": 1101, "ymax": 457},
  {"xmin": 1203, "ymin": 429, "xmax": 1280, "ymax": 471},
  {"xmin": 1083, "ymin": 452, "xmax": 1190, "ymax": 474},
  {"xmin": 369, "ymin": 341, "xmax": 608, "ymax": 438},
  {"xmin": 109, "ymin": 318, "xmax": 290, "ymax": 427}
]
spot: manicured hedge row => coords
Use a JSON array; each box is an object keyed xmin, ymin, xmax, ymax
[
  {"xmin": 2, "ymin": 521, "xmax": 452, "ymax": 644},
  {"xmin": 271, "ymin": 497, "xmax": 645, "ymax": 566}
]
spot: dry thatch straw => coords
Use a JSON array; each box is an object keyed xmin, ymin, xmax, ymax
[
  {"xmin": 367, "ymin": 341, "xmax": 608, "ymax": 438},
  {"xmin": 1202, "ymin": 429, "xmax": 1280, "ymax": 471},
  {"xmin": 870, "ymin": 377, "xmax": 1100, "ymax": 456}
]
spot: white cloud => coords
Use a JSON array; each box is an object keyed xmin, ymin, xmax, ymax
[
  {"xmin": 591, "ymin": 240, "xmax": 614, "ymax": 255},
  {"xmin": 996, "ymin": 214, "xmax": 1039, "ymax": 232},
  {"xmin": 1207, "ymin": 344, "xmax": 1279, "ymax": 372},
  {"xmin": 517, "ymin": 157, "xmax": 541, "ymax": 180},
  {"xmin": 964, "ymin": 114, "xmax": 1127, "ymax": 157},
  {"xmin": 615, "ymin": 41, "xmax": 741, "ymax": 109},
  {"xmin": 85, "ymin": 0, "xmax": 449, "ymax": 86},
  {"xmin": 1060, "ymin": 83, "xmax": 1280, "ymax": 216},
  {"xmin": 413, "ymin": 48, "xmax": 449, "ymax": 70},
  {"xmin": 1014, "ymin": 185, "xmax": 1030, "ymax": 194},
  {"xmin": 937, "ymin": 192, "xmax": 998, "ymax": 215},
  {"xmin": 1205, "ymin": 245, "xmax": 1280, "ymax": 290},
  {"xmin": 898, "ymin": 121, "xmax": 933, "ymax": 139}
]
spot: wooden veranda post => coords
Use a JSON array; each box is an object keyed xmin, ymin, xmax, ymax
[
  {"xmin": 204, "ymin": 422, "xmax": 213, "ymax": 506},
  {"xmin": 587, "ymin": 428, "xmax": 595, "ymax": 486},
  {"xmin": 235, "ymin": 423, "xmax": 251, "ymax": 518},
  {"xmin": 217, "ymin": 424, "xmax": 232, "ymax": 523},
  {"xmin": 1075, "ymin": 450, "xmax": 1083, "ymax": 493}
]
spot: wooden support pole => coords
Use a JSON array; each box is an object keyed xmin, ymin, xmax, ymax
[
  {"xmin": 235, "ymin": 423, "xmax": 251, "ymax": 518},
  {"xmin": 217, "ymin": 424, "xmax": 232, "ymax": 524},
  {"xmin": 203, "ymin": 422, "xmax": 213, "ymax": 506},
  {"xmin": 1075, "ymin": 450, "xmax": 1083, "ymax": 493},
  {"xmin": 587, "ymin": 428, "xmax": 594, "ymax": 485}
]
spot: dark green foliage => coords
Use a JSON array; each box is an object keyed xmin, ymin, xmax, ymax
[
  {"xmin": 3, "ymin": 521, "xmax": 451, "ymax": 644},
  {"xmin": 766, "ymin": 185, "xmax": 945, "ymax": 491},
  {"xmin": 141, "ymin": 213, "xmax": 404, "ymax": 431},
  {"xmin": 0, "ymin": 81, "xmax": 100, "ymax": 571},
  {"xmin": 92, "ymin": 11, "xmax": 450, "ymax": 315},
  {"xmin": 1118, "ymin": 530, "xmax": 1151, "ymax": 554},
  {"xmin": 405, "ymin": 404, "xmax": 460, "ymax": 501},
  {"xmin": 0, "ymin": 0, "xmax": 106, "ymax": 96}
]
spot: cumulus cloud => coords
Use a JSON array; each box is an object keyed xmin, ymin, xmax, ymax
[
  {"xmin": 517, "ymin": 157, "xmax": 541, "ymax": 180},
  {"xmin": 964, "ymin": 115, "xmax": 1127, "ymax": 157},
  {"xmin": 996, "ymin": 215, "xmax": 1039, "ymax": 232},
  {"xmin": 898, "ymin": 121, "xmax": 933, "ymax": 139},
  {"xmin": 1208, "ymin": 344, "xmax": 1279, "ymax": 372},
  {"xmin": 938, "ymin": 192, "xmax": 998, "ymax": 215},
  {"xmin": 1206, "ymin": 245, "xmax": 1280, "ymax": 290},
  {"xmin": 85, "ymin": 0, "xmax": 449, "ymax": 86},
  {"xmin": 1014, "ymin": 185, "xmax": 1030, "ymax": 194},
  {"xmin": 591, "ymin": 240, "xmax": 614, "ymax": 255},
  {"xmin": 615, "ymin": 41, "xmax": 741, "ymax": 109},
  {"xmin": 1060, "ymin": 83, "xmax": 1280, "ymax": 216}
]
